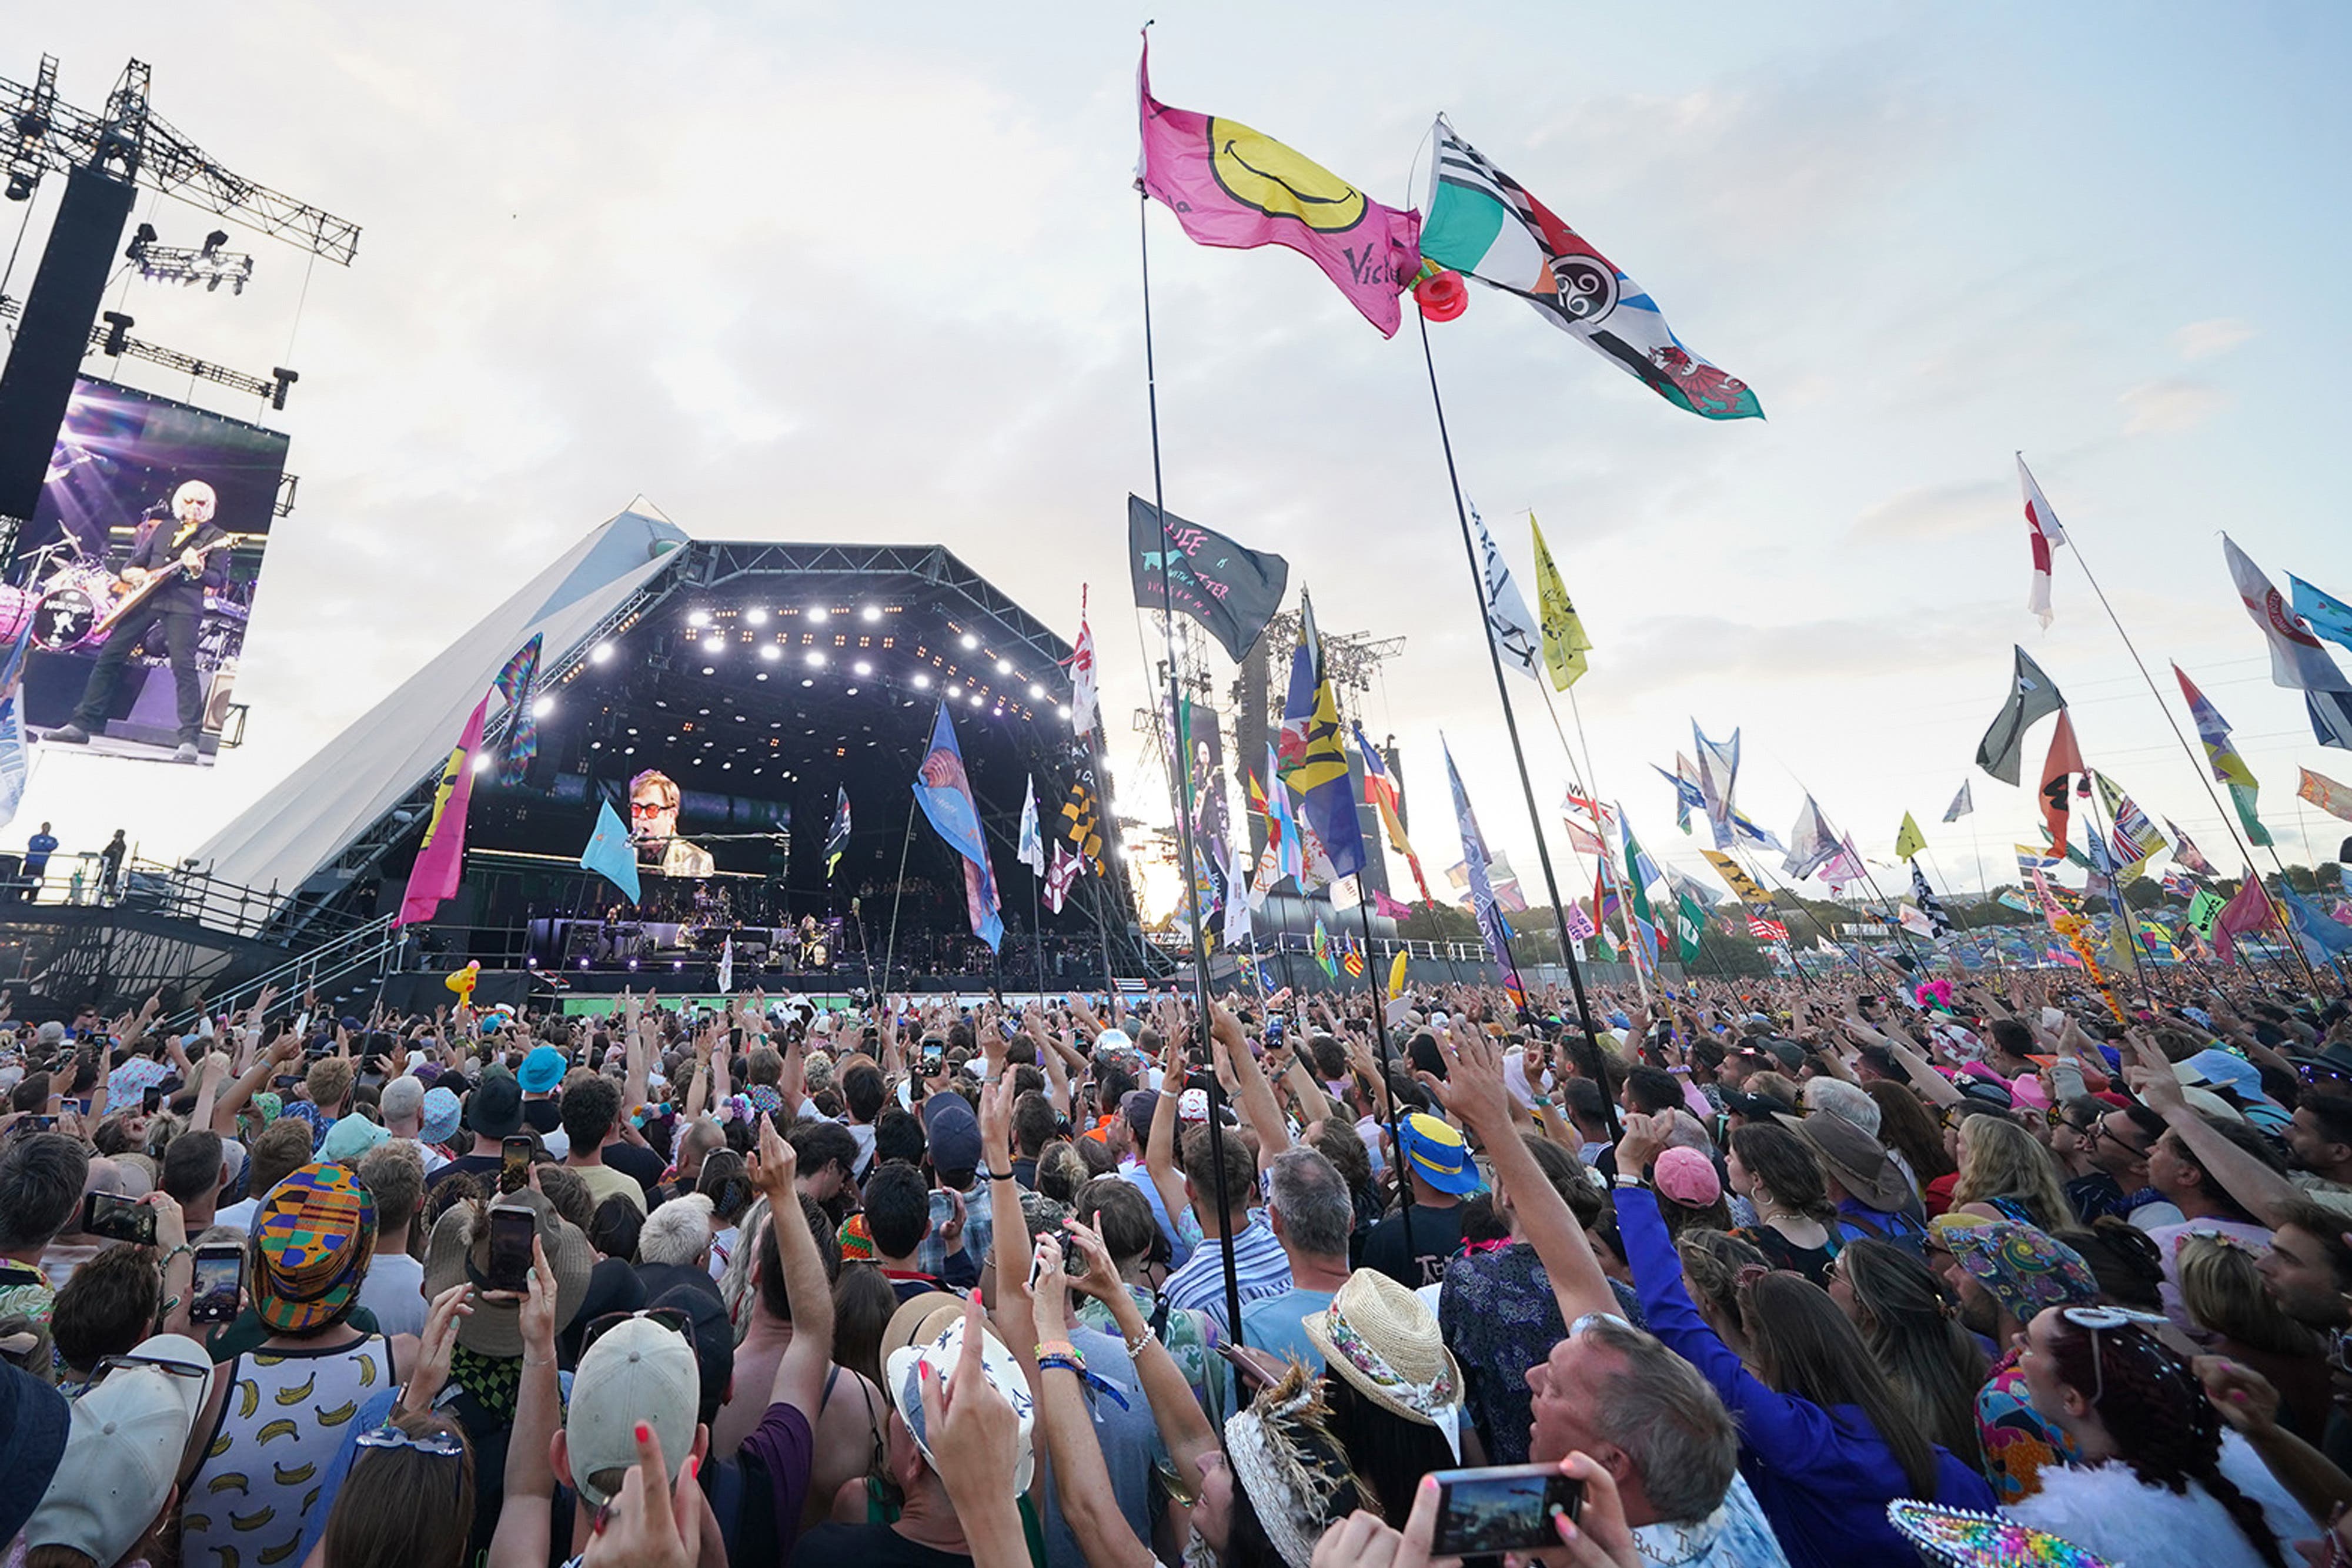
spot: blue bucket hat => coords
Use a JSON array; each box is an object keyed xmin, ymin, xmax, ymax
[
  {"xmin": 518, "ymin": 1045, "xmax": 566, "ymax": 1094},
  {"xmin": 1396, "ymin": 1112, "xmax": 1481, "ymax": 1195}
]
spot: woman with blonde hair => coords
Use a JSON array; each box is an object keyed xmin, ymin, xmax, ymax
[
  {"xmin": 1952, "ymin": 1112, "xmax": 2076, "ymax": 1232},
  {"xmin": 2178, "ymin": 1233, "xmax": 2328, "ymax": 1441}
]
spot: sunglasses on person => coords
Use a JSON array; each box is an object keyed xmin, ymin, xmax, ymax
[
  {"xmin": 628, "ymin": 800, "xmax": 669, "ymax": 818},
  {"xmin": 92, "ymin": 1352, "xmax": 209, "ymax": 1386},
  {"xmin": 579, "ymin": 1306, "xmax": 699, "ymax": 1368},
  {"xmin": 356, "ymin": 1423, "xmax": 466, "ymax": 1459}
]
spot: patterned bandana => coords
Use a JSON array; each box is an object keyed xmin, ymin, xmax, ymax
[
  {"xmin": 1319, "ymin": 1305, "xmax": 1464, "ymax": 1457},
  {"xmin": 837, "ymin": 1212, "xmax": 876, "ymax": 1263},
  {"xmin": 450, "ymin": 1343, "xmax": 524, "ymax": 1420},
  {"xmin": 253, "ymin": 1162, "xmax": 376, "ymax": 1333}
]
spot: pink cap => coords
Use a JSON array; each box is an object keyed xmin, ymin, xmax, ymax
[
  {"xmin": 2009, "ymin": 1074, "xmax": 2052, "ymax": 1111},
  {"xmin": 1652, "ymin": 1146, "xmax": 1722, "ymax": 1209}
]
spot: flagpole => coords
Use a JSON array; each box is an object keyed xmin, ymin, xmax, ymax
[
  {"xmin": 880, "ymin": 801, "xmax": 918, "ymax": 1000},
  {"xmin": 1139, "ymin": 188, "xmax": 1250, "ymax": 1348},
  {"xmin": 1415, "ymin": 314, "xmax": 1618, "ymax": 1134},
  {"xmin": 1352, "ymin": 891, "xmax": 1419, "ymax": 1259},
  {"xmin": 1561, "ymin": 685, "xmax": 1649, "ymax": 1007},
  {"xmin": 2047, "ymin": 483, "xmax": 2323, "ymax": 997},
  {"xmin": 2075, "ymin": 767, "xmax": 2161, "ymax": 1014}
]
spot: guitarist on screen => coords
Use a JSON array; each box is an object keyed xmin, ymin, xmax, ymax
[{"xmin": 49, "ymin": 479, "xmax": 230, "ymax": 763}]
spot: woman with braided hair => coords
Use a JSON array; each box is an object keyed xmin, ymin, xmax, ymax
[{"xmin": 2007, "ymin": 1303, "xmax": 2314, "ymax": 1567}]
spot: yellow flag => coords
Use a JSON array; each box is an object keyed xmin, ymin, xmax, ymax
[
  {"xmin": 1531, "ymin": 515, "xmax": 1592, "ymax": 691},
  {"xmin": 1895, "ymin": 812, "xmax": 1927, "ymax": 861},
  {"xmin": 1387, "ymin": 947, "xmax": 1409, "ymax": 1000},
  {"xmin": 1699, "ymin": 849, "xmax": 1770, "ymax": 911}
]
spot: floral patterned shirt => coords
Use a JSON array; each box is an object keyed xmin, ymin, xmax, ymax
[
  {"xmin": 1438, "ymin": 1241, "xmax": 1643, "ymax": 1465},
  {"xmin": 1976, "ymin": 1346, "xmax": 2082, "ymax": 1503}
]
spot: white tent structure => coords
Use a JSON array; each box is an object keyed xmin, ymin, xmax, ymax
[{"xmin": 191, "ymin": 504, "xmax": 690, "ymax": 903}]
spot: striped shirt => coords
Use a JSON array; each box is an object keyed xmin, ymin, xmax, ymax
[{"xmin": 1162, "ymin": 1211, "xmax": 1291, "ymax": 1333}]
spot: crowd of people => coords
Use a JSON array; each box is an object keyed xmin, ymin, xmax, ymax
[{"xmin": 4, "ymin": 963, "xmax": 2352, "ymax": 1568}]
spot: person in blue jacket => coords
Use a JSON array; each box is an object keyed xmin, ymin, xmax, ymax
[{"xmin": 1611, "ymin": 1109, "xmax": 1996, "ymax": 1568}]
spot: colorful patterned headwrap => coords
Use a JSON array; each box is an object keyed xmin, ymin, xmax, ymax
[
  {"xmin": 253, "ymin": 1161, "xmax": 377, "ymax": 1334},
  {"xmin": 837, "ymin": 1212, "xmax": 876, "ymax": 1263},
  {"xmin": 1940, "ymin": 1219, "xmax": 2097, "ymax": 1323}
]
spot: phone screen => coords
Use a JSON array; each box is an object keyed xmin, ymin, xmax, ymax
[
  {"xmin": 83, "ymin": 1191, "xmax": 156, "ymax": 1246},
  {"xmin": 922, "ymin": 1041, "xmax": 944, "ymax": 1065},
  {"xmin": 501, "ymin": 1135, "xmax": 533, "ymax": 1195},
  {"xmin": 190, "ymin": 1243, "xmax": 244, "ymax": 1323},
  {"xmin": 486, "ymin": 1205, "xmax": 536, "ymax": 1293},
  {"xmin": 1428, "ymin": 1465, "xmax": 1583, "ymax": 1556},
  {"xmin": 142, "ymin": 1085, "xmax": 163, "ymax": 1115}
]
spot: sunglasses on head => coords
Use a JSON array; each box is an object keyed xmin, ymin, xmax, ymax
[
  {"xmin": 93, "ymin": 1352, "xmax": 208, "ymax": 1385},
  {"xmin": 2057, "ymin": 1305, "xmax": 2169, "ymax": 1404},
  {"xmin": 357, "ymin": 1423, "xmax": 465, "ymax": 1459},
  {"xmin": 580, "ymin": 1306, "xmax": 699, "ymax": 1367}
]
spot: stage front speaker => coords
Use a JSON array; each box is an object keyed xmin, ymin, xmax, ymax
[{"xmin": 0, "ymin": 166, "xmax": 138, "ymax": 528}]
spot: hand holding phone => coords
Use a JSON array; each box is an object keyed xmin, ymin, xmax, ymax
[
  {"xmin": 501, "ymin": 1135, "xmax": 533, "ymax": 1195},
  {"xmin": 82, "ymin": 1191, "xmax": 156, "ymax": 1246},
  {"xmin": 1427, "ymin": 1464, "xmax": 1583, "ymax": 1556},
  {"xmin": 190, "ymin": 1241, "xmax": 245, "ymax": 1324}
]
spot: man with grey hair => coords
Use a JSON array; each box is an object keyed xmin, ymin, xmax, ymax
[
  {"xmin": 1800, "ymin": 1075, "xmax": 1881, "ymax": 1139},
  {"xmin": 0, "ymin": 1132, "xmax": 91, "ymax": 1356},
  {"xmin": 1237, "ymin": 1146, "xmax": 1351, "ymax": 1366},
  {"xmin": 639, "ymin": 1192, "xmax": 716, "ymax": 1270},
  {"xmin": 1528, "ymin": 1313, "xmax": 1789, "ymax": 1566},
  {"xmin": 377, "ymin": 1075, "xmax": 449, "ymax": 1176}
]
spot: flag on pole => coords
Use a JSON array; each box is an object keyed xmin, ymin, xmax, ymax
[
  {"xmin": 1529, "ymin": 514, "xmax": 1591, "ymax": 690},
  {"xmin": 715, "ymin": 935, "xmax": 734, "ymax": 996},
  {"xmin": 2094, "ymin": 773, "xmax": 2167, "ymax": 874},
  {"xmin": 1277, "ymin": 596, "xmax": 1366, "ymax": 880},
  {"xmin": 1138, "ymin": 38, "xmax": 1421, "ymax": 337},
  {"xmin": 1061, "ymin": 780, "xmax": 1105, "ymax": 872},
  {"xmin": 2292, "ymin": 574, "xmax": 2352, "ymax": 656},
  {"xmin": 1469, "ymin": 503, "xmax": 1544, "ymax": 682},
  {"xmin": 1044, "ymin": 843, "xmax": 1081, "ymax": 914},
  {"xmin": 1017, "ymin": 775, "xmax": 1045, "ymax": 876},
  {"xmin": 1372, "ymin": 888, "xmax": 1412, "ymax": 921},
  {"xmin": 579, "ymin": 797, "xmax": 642, "ymax": 904},
  {"xmin": 1655, "ymin": 760, "xmax": 1706, "ymax": 835},
  {"xmin": 1699, "ymin": 848, "xmax": 1771, "ymax": 911},
  {"xmin": 2187, "ymin": 888, "xmax": 2226, "ymax": 939},
  {"xmin": 399, "ymin": 689, "xmax": 493, "ymax": 926},
  {"xmin": 1783, "ymin": 795, "xmax": 1842, "ymax": 881},
  {"xmin": 1673, "ymin": 889, "xmax": 1707, "ymax": 964},
  {"xmin": 1444, "ymin": 737, "xmax": 1524, "ymax": 1006},
  {"xmin": 1910, "ymin": 862, "xmax": 1953, "ymax": 939},
  {"xmin": 1822, "ymin": 837, "xmax": 1865, "ymax": 894},
  {"xmin": 1067, "ymin": 587, "xmax": 1100, "ymax": 741},
  {"xmin": 1942, "ymin": 781, "xmax": 1973, "ymax": 823},
  {"xmin": 1127, "ymin": 496, "xmax": 1290, "ymax": 661},
  {"xmin": 1353, "ymin": 721, "xmax": 1434, "ymax": 902},
  {"xmin": 911, "ymin": 702, "xmax": 1004, "ymax": 952},
  {"xmin": 2166, "ymin": 822, "xmax": 2217, "ymax": 878},
  {"xmin": 1220, "ymin": 838, "xmax": 1254, "ymax": 946},
  {"xmin": 495, "ymin": 634, "xmax": 543, "ymax": 787},
  {"xmin": 825, "ymin": 787, "xmax": 853, "ymax": 878},
  {"xmin": 1312, "ymin": 918, "xmax": 1337, "ymax": 979},
  {"xmin": 1747, "ymin": 915, "xmax": 1789, "ymax": 941},
  {"xmin": 1977, "ymin": 646, "xmax": 2067, "ymax": 786},
  {"xmin": 1342, "ymin": 940, "xmax": 1366, "ymax": 979},
  {"xmin": 1421, "ymin": 118, "xmax": 1760, "ymax": 419},
  {"xmin": 2224, "ymin": 534, "xmax": 2352, "ymax": 749},
  {"xmin": 2174, "ymin": 663, "xmax": 2272, "ymax": 847},
  {"xmin": 2213, "ymin": 875, "xmax": 2278, "ymax": 965},
  {"xmin": 0, "ymin": 619, "xmax": 34, "ymax": 832},
  {"xmin": 1692, "ymin": 724, "xmax": 1740, "ymax": 851},
  {"xmin": 2283, "ymin": 888, "xmax": 2352, "ymax": 961},
  {"xmin": 2039, "ymin": 711, "xmax": 2084, "ymax": 858},
  {"xmin": 2302, "ymin": 768, "xmax": 2352, "ymax": 824},
  {"xmin": 1566, "ymin": 902, "xmax": 1598, "ymax": 942},
  {"xmin": 2017, "ymin": 455, "xmax": 2068, "ymax": 629},
  {"xmin": 1895, "ymin": 813, "xmax": 1927, "ymax": 861}
]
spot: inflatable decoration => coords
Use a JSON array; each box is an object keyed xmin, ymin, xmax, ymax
[
  {"xmin": 1415, "ymin": 268, "xmax": 1468, "ymax": 322},
  {"xmin": 445, "ymin": 961, "xmax": 482, "ymax": 1004}
]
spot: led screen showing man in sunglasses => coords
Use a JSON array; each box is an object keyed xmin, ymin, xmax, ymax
[{"xmin": 629, "ymin": 768, "xmax": 715, "ymax": 878}]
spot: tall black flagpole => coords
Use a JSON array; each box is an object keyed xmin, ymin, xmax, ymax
[
  {"xmin": 1416, "ymin": 313, "xmax": 1618, "ymax": 1141},
  {"xmin": 1139, "ymin": 187, "xmax": 1246, "ymax": 1348}
]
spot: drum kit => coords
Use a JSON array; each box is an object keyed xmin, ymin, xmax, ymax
[{"xmin": 0, "ymin": 538, "xmax": 248, "ymax": 662}]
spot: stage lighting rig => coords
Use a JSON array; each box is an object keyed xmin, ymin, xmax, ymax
[{"xmin": 126, "ymin": 221, "xmax": 257, "ymax": 293}]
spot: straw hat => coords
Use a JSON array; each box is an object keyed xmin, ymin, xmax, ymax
[
  {"xmin": 1302, "ymin": 1269, "xmax": 1464, "ymax": 1457},
  {"xmin": 880, "ymin": 1290, "xmax": 963, "ymax": 1365},
  {"xmin": 422, "ymin": 1189, "xmax": 594, "ymax": 1358}
]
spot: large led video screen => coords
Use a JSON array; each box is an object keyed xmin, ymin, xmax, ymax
[{"xmin": 14, "ymin": 376, "xmax": 291, "ymax": 765}]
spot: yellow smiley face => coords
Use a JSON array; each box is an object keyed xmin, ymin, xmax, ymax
[{"xmin": 1206, "ymin": 116, "xmax": 1365, "ymax": 232}]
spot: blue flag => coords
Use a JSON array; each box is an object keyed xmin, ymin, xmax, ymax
[
  {"xmin": 1275, "ymin": 597, "xmax": 1366, "ymax": 881},
  {"xmin": 1445, "ymin": 737, "xmax": 1523, "ymax": 1007},
  {"xmin": 2283, "ymin": 888, "xmax": 2352, "ymax": 961},
  {"xmin": 579, "ymin": 797, "xmax": 642, "ymax": 903},
  {"xmin": 913, "ymin": 702, "xmax": 1004, "ymax": 951},
  {"xmin": 2293, "ymin": 574, "xmax": 2352, "ymax": 657}
]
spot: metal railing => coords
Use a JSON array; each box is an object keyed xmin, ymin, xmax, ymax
[{"xmin": 158, "ymin": 912, "xmax": 400, "ymax": 1031}]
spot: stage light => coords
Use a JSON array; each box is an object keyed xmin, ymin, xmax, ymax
[
  {"xmin": 1058, "ymin": 704, "xmax": 1073, "ymax": 720},
  {"xmin": 674, "ymin": 959, "xmax": 685, "ymax": 971},
  {"xmin": 591, "ymin": 643, "xmax": 614, "ymax": 664},
  {"xmin": 960, "ymin": 634, "xmax": 978, "ymax": 650},
  {"xmin": 804, "ymin": 650, "xmax": 825, "ymax": 668},
  {"xmin": 760, "ymin": 644, "xmax": 780, "ymax": 662},
  {"xmin": 861, "ymin": 606, "xmax": 881, "ymax": 622},
  {"xmin": 580, "ymin": 958, "xmax": 590, "ymax": 969},
  {"xmin": 802, "ymin": 678, "xmax": 816, "ymax": 687},
  {"xmin": 969, "ymin": 690, "xmax": 985, "ymax": 706},
  {"xmin": 810, "ymin": 606, "xmax": 830, "ymax": 623},
  {"xmin": 913, "ymin": 673, "xmax": 931, "ymax": 689},
  {"xmin": 532, "ymin": 696, "xmax": 555, "ymax": 718},
  {"xmin": 745, "ymin": 607, "xmax": 769, "ymax": 626},
  {"xmin": 756, "ymin": 672, "xmax": 769, "ymax": 682},
  {"xmin": 623, "ymin": 746, "xmax": 635, "ymax": 754},
  {"xmin": 846, "ymin": 687, "xmax": 859, "ymax": 696},
  {"xmin": 628, "ymin": 958, "xmax": 639, "ymax": 970},
  {"xmin": 703, "ymin": 636, "xmax": 724, "ymax": 653},
  {"xmin": 627, "ymin": 727, "xmax": 638, "ymax": 735},
  {"xmin": 1028, "ymin": 683, "xmax": 1044, "ymax": 699},
  {"xmin": 701, "ymin": 666, "xmax": 715, "ymax": 676},
  {"xmin": 471, "ymin": 754, "xmax": 492, "ymax": 773},
  {"xmin": 688, "ymin": 610, "xmax": 710, "ymax": 628},
  {"xmin": 853, "ymin": 660, "xmax": 872, "ymax": 676}
]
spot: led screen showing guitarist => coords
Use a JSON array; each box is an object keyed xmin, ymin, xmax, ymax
[{"xmin": 49, "ymin": 480, "xmax": 232, "ymax": 763}]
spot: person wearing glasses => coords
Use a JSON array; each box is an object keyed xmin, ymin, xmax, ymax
[
  {"xmin": 316, "ymin": 1413, "xmax": 476, "ymax": 1568},
  {"xmin": 9, "ymin": 1333, "xmax": 211, "ymax": 1568},
  {"xmin": 627, "ymin": 770, "xmax": 714, "ymax": 880}
]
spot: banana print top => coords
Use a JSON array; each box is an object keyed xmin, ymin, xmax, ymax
[{"xmin": 181, "ymin": 1335, "xmax": 391, "ymax": 1568}]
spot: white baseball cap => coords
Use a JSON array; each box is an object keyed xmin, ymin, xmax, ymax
[
  {"xmin": 884, "ymin": 1313, "xmax": 1035, "ymax": 1492},
  {"xmin": 564, "ymin": 1316, "xmax": 700, "ymax": 1507},
  {"xmin": 22, "ymin": 1333, "xmax": 210, "ymax": 1567}
]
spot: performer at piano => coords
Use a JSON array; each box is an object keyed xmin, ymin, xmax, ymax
[{"xmin": 48, "ymin": 479, "xmax": 231, "ymax": 764}]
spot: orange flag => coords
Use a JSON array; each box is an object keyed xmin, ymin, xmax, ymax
[{"xmin": 2039, "ymin": 711, "xmax": 2084, "ymax": 857}]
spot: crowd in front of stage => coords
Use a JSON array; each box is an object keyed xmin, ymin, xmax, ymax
[{"xmin": 4, "ymin": 963, "xmax": 2352, "ymax": 1568}]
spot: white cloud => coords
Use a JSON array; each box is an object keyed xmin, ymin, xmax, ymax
[
  {"xmin": 2175, "ymin": 318, "xmax": 2256, "ymax": 362},
  {"xmin": 2119, "ymin": 379, "xmax": 2228, "ymax": 436},
  {"xmin": 1852, "ymin": 478, "xmax": 2007, "ymax": 542}
]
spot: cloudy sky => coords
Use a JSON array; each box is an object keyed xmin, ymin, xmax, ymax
[{"xmin": 8, "ymin": 2, "xmax": 2348, "ymax": 915}]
